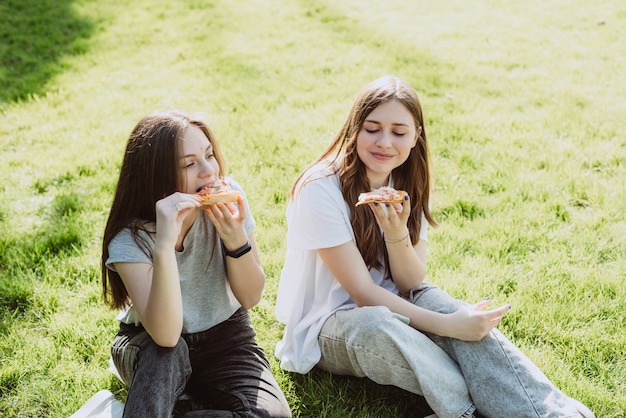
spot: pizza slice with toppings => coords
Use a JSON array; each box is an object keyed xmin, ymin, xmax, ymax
[
  {"xmin": 355, "ymin": 186, "xmax": 408, "ymax": 207},
  {"xmin": 195, "ymin": 179, "xmax": 241, "ymax": 206}
]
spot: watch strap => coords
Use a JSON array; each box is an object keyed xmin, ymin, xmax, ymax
[{"xmin": 223, "ymin": 241, "xmax": 252, "ymax": 258}]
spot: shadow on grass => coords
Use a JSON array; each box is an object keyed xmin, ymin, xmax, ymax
[
  {"xmin": 0, "ymin": 0, "xmax": 95, "ymax": 103},
  {"xmin": 290, "ymin": 368, "xmax": 435, "ymax": 418},
  {"xmin": 0, "ymin": 191, "xmax": 84, "ymax": 325}
]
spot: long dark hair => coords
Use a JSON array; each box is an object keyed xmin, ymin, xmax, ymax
[
  {"xmin": 101, "ymin": 109, "xmax": 226, "ymax": 309},
  {"xmin": 292, "ymin": 76, "xmax": 436, "ymax": 272}
]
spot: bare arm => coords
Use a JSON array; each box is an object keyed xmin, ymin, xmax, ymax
[
  {"xmin": 223, "ymin": 234, "xmax": 265, "ymax": 309},
  {"xmin": 386, "ymin": 231, "xmax": 428, "ymax": 296},
  {"xmin": 368, "ymin": 199, "xmax": 427, "ymax": 295},
  {"xmin": 318, "ymin": 241, "xmax": 510, "ymax": 340},
  {"xmin": 205, "ymin": 196, "xmax": 265, "ymax": 309},
  {"xmin": 115, "ymin": 251, "xmax": 183, "ymax": 347},
  {"xmin": 114, "ymin": 192, "xmax": 200, "ymax": 348}
]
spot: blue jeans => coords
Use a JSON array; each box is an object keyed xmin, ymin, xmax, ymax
[
  {"xmin": 111, "ymin": 308, "xmax": 291, "ymax": 418},
  {"xmin": 317, "ymin": 283, "xmax": 588, "ymax": 418}
]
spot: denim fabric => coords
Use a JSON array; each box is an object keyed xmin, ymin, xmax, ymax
[
  {"xmin": 317, "ymin": 306, "xmax": 475, "ymax": 418},
  {"xmin": 111, "ymin": 308, "xmax": 291, "ymax": 418},
  {"xmin": 316, "ymin": 283, "xmax": 591, "ymax": 418},
  {"xmin": 410, "ymin": 283, "xmax": 588, "ymax": 418}
]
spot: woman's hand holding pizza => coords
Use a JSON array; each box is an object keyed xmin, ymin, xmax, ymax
[
  {"xmin": 204, "ymin": 196, "xmax": 248, "ymax": 249},
  {"xmin": 371, "ymin": 195, "xmax": 411, "ymax": 241},
  {"xmin": 358, "ymin": 187, "xmax": 411, "ymax": 242},
  {"xmin": 155, "ymin": 192, "xmax": 200, "ymax": 248}
]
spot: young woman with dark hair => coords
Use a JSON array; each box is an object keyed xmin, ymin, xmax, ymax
[{"xmin": 102, "ymin": 109, "xmax": 291, "ymax": 418}]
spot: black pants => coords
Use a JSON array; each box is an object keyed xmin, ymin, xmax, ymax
[{"xmin": 112, "ymin": 308, "xmax": 291, "ymax": 418}]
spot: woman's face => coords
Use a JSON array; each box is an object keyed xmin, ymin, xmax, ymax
[
  {"xmin": 177, "ymin": 125, "xmax": 220, "ymax": 193},
  {"xmin": 356, "ymin": 100, "xmax": 420, "ymax": 188}
]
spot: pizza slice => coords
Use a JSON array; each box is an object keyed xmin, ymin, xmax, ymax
[
  {"xmin": 195, "ymin": 179, "xmax": 241, "ymax": 206},
  {"xmin": 355, "ymin": 186, "xmax": 408, "ymax": 207}
]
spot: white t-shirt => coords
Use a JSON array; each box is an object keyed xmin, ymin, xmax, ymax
[{"xmin": 275, "ymin": 162, "xmax": 428, "ymax": 373}]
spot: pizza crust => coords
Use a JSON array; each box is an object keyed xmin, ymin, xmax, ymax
[
  {"xmin": 355, "ymin": 186, "xmax": 408, "ymax": 206},
  {"xmin": 195, "ymin": 180, "xmax": 241, "ymax": 206}
]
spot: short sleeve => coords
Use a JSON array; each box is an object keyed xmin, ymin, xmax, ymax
[
  {"xmin": 106, "ymin": 228, "xmax": 153, "ymax": 271},
  {"xmin": 287, "ymin": 176, "xmax": 353, "ymax": 251}
]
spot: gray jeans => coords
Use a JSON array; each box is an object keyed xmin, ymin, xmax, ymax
[{"xmin": 317, "ymin": 283, "xmax": 585, "ymax": 418}]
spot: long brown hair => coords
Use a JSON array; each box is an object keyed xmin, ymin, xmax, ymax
[
  {"xmin": 292, "ymin": 76, "xmax": 436, "ymax": 272},
  {"xmin": 101, "ymin": 109, "xmax": 227, "ymax": 309}
]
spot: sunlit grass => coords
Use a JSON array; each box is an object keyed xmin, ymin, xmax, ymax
[{"xmin": 0, "ymin": 0, "xmax": 624, "ymax": 416}]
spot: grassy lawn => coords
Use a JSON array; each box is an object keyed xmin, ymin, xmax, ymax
[{"xmin": 1, "ymin": 0, "xmax": 624, "ymax": 416}]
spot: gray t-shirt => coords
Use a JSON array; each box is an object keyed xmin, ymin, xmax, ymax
[{"xmin": 106, "ymin": 178, "xmax": 255, "ymax": 333}]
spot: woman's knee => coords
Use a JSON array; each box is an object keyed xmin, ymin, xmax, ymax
[
  {"xmin": 115, "ymin": 332, "xmax": 190, "ymax": 387},
  {"xmin": 337, "ymin": 306, "xmax": 409, "ymax": 345},
  {"xmin": 140, "ymin": 336, "xmax": 190, "ymax": 371},
  {"xmin": 410, "ymin": 284, "xmax": 467, "ymax": 314}
]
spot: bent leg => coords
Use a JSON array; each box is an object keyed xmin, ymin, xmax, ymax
[
  {"xmin": 111, "ymin": 326, "xmax": 192, "ymax": 418},
  {"xmin": 317, "ymin": 306, "xmax": 475, "ymax": 418},
  {"xmin": 183, "ymin": 309, "xmax": 291, "ymax": 418},
  {"xmin": 411, "ymin": 284, "xmax": 593, "ymax": 418}
]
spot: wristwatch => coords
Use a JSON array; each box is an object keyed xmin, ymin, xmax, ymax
[{"xmin": 223, "ymin": 241, "xmax": 252, "ymax": 258}]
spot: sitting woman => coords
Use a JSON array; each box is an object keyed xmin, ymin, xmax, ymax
[
  {"xmin": 102, "ymin": 109, "xmax": 291, "ymax": 418},
  {"xmin": 275, "ymin": 76, "xmax": 593, "ymax": 418}
]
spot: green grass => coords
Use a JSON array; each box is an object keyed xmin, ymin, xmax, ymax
[{"xmin": 1, "ymin": 0, "xmax": 624, "ymax": 416}]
